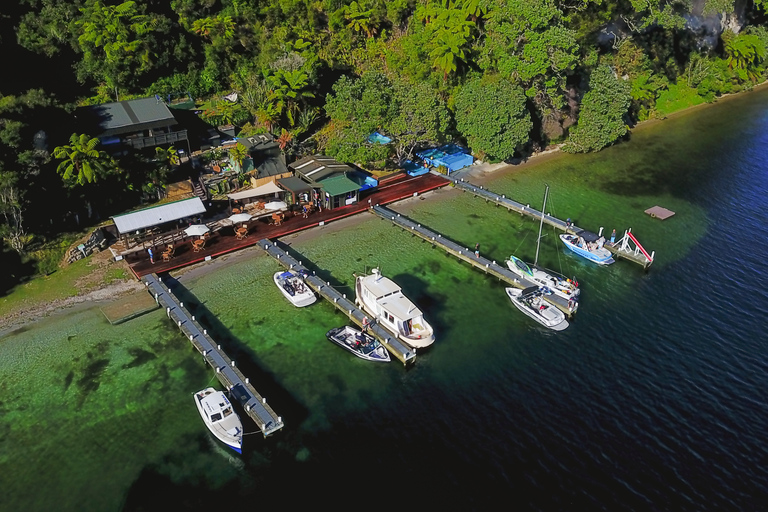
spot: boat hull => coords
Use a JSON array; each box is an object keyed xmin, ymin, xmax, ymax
[
  {"xmin": 326, "ymin": 326, "xmax": 391, "ymax": 362},
  {"xmin": 194, "ymin": 388, "xmax": 243, "ymax": 454},
  {"xmin": 505, "ymin": 287, "xmax": 569, "ymax": 331},
  {"xmin": 274, "ymin": 271, "xmax": 317, "ymax": 307},
  {"xmin": 560, "ymin": 234, "xmax": 614, "ymax": 265}
]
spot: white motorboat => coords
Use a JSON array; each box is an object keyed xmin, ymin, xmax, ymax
[
  {"xmin": 505, "ymin": 286, "xmax": 569, "ymax": 331},
  {"xmin": 560, "ymin": 233, "xmax": 614, "ymax": 265},
  {"xmin": 326, "ymin": 325, "xmax": 391, "ymax": 362},
  {"xmin": 274, "ymin": 270, "xmax": 316, "ymax": 307},
  {"xmin": 506, "ymin": 255, "xmax": 580, "ymax": 301},
  {"xmin": 193, "ymin": 387, "xmax": 243, "ymax": 453},
  {"xmin": 355, "ymin": 268, "xmax": 435, "ymax": 349},
  {"xmin": 506, "ymin": 185, "xmax": 580, "ymax": 302}
]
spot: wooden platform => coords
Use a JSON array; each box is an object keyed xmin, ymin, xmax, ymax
[
  {"xmin": 127, "ymin": 172, "xmax": 449, "ymax": 278},
  {"xmin": 100, "ymin": 290, "xmax": 159, "ymax": 325},
  {"xmin": 644, "ymin": 206, "xmax": 675, "ymax": 220}
]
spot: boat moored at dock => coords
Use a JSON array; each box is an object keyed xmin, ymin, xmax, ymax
[
  {"xmin": 560, "ymin": 233, "xmax": 614, "ymax": 265},
  {"xmin": 193, "ymin": 387, "xmax": 244, "ymax": 453},
  {"xmin": 274, "ymin": 269, "xmax": 317, "ymax": 307},
  {"xmin": 355, "ymin": 268, "xmax": 435, "ymax": 349},
  {"xmin": 506, "ymin": 256, "xmax": 580, "ymax": 300},
  {"xmin": 326, "ymin": 325, "xmax": 391, "ymax": 362},
  {"xmin": 506, "ymin": 286, "xmax": 569, "ymax": 331}
]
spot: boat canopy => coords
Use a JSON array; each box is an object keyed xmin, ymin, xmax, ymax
[
  {"xmin": 510, "ymin": 256, "xmax": 534, "ymax": 277},
  {"xmin": 520, "ymin": 286, "xmax": 540, "ymax": 297}
]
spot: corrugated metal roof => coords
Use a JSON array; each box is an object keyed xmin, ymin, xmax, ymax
[
  {"xmin": 111, "ymin": 197, "xmax": 206, "ymax": 234},
  {"xmin": 80, "ymin": 97, "xmax": 178, "ymax": 137},
  {"xmin": 319, "ymin": 175, "xmax": 361, "ymax": 196},
  {"xmin": 277, "ymin": 176, "xmax": 312, "ymax": 193}
]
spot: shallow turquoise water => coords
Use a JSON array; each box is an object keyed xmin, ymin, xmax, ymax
[{"xmin": 3, "ymin": 89, "xmax": 768, "ymax": 510}]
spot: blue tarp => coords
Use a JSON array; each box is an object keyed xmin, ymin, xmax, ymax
[
  {"xmin": 368, "ymin": 132, "xmax": 392, "ymax": 144},
  {"xmin": 402, "ymin": 160, "xmax": 429, "ymax": 177},
  {"xmin": 416, "ymin": 144, "xmax": 473, "ymax": 172},
  {"xmin": 350, "ymin": 171, "xmax": 379, "ymax": 191}
]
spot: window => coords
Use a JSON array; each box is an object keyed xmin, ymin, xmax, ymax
[{"xmin": 211, "ymin": 413, "xmax": 222, "ymax": 422}]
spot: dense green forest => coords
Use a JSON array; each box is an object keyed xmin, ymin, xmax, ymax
[{"xmin": 1, "ymin": 0, "xmax": 767, "ymax": 282}]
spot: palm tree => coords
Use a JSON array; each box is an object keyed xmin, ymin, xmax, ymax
[
  {"xmin": 53, "ymin": 133, "xmax": 113, "ymax": 186},
  {"xmin": 724, "ymin": 31, "xmax": 765, "ymax": 82},
  {"xmin": 266, "ymin": 69, "xmax": 316, "ymax": 127},
  {"xmin": 429, "ymin": 30, "xmax": 467, "ymax": 80},
  {"xmin": 344, "ymin": 1, "xmax": 376, "ymax": 38}
]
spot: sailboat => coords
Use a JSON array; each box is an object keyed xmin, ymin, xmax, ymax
[{"xmin": 505, "ymin": 185, "xmax": 580, "ymax": 302}]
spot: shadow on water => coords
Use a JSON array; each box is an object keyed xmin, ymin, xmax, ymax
[{"xmin": 157, "ymin": 274, "xmax": 308, "ymax": 440}]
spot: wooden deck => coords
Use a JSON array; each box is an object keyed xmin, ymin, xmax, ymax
[{"xmin": 127, "ymin": 172, "xmax": 449, "ymax": 278}]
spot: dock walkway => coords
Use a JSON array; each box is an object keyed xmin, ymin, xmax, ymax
[
  {"xmin": 258, "ymin": 239, "xmax": 417, "ymax": 365},
  {"xmin": 370, "ymin": 205, "xmax": 577, "ymax": 317},
  {"xmin": 444, "ymin": 174, "xmax": 653, "ymax": 269},
  {"xmin": 142, "ymin": 274, "xmax": 285, "ymax": 437}
]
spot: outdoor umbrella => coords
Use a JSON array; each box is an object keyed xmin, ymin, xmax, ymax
[
  {"xmin": 226, "ymin": 213, "xmax": 252, "ymax": 224},
  {"xmin": 265, "ymin": 201, "xmax": 288, "ymax": 211},
  {"xmin": 184, "ymin": 224, "xmax": 210, "ymax": 237}
]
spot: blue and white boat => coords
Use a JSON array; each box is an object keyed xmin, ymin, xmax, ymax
[
  {"xmin": 194, "ymin": 388, "xmax": 243, "ymax": 454},
  {"xmin": 560, "ymin": 233, "xmax": 614, "ymax": 265}
]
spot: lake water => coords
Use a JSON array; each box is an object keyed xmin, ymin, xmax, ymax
[{"xmin": 2, "ymin": 90, "xmax": 768, "ymax": 511}]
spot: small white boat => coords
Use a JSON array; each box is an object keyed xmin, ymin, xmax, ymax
[
  {"xmin": 355, "ymin": 268, "xmax": 435, "ymax": 349},
  {"xmin": 274, "ymin": 270, "xmax": 316, "ymax": 307},
  {"xmin": 326, "ymin": 326, "xmax": 391, "ymax": 362},
  {"xmin": 506, "ymin": 255, "xmax": 580, "ymax": 301},
  {"xmin": 560, "ymin": 233, "xmax": 614, "ymax": 265},
  {"xmin": 506, "ymin": 286, "xmax": 569, "ymax": 331},
  {"xmin": 193, "ymin": 387, "xmax": 243, "ymax": 453}
]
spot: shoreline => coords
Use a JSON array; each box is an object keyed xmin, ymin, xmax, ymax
[{"xmin": 3, "ymin": 82, "xmax": 767, "ymax": 336}]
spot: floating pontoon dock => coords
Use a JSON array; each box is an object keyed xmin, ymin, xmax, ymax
[
  {"xmin": 142, "ymin": 274, "xmax": 285, "ymax": 437},
  {"xmin": 258, "ymin": 239, "xmax": 417, "ymax": 365},
  {"xmin": 370, "ymin": 205, "xmax": 578, "ymax": 318},
  {"xmin": 444, "ymin": 174, "xmax": 653, "ymax": 269}
]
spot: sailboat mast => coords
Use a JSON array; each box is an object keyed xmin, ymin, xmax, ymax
[{"xmin": 535, "ymin": 185, "xmax": 549, "ymax": 267}]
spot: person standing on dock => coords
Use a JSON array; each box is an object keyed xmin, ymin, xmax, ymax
[
  {"xmin": 475, "ymin": 243, "xmax": 480, "ymax": 258},
  {"xmin": 148, "ymin": 247, "xmax": 154, "ymax": 264},
  {"xmin": 611, "ymin": 229, "xmax": 616, "ymax": 244}
]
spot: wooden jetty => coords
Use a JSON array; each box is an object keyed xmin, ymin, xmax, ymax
[
  {"xmin": 369, "ymin": 205, "xmax": 578, "ymax": 318},
  {"xmin": 258, "ymin": 239, "xmax": 417, "ymax": 365},
  {"xmin": 444, "ymin": 174, "xmax": 653, "ymax": 269},
  {"xmin": 142, "ymin": 274, "xmax": 285, "ymax": 437}
]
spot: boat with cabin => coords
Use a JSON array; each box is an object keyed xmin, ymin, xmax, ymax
[
  {"xmin": 506, "ymin": 286, "xmax": 569, "ymax": 331},
  {"xmin": 355, "ymin": 268, "xmax": 435, "ymax": 349},
  {"xmin": 560, "ymin": 233, "xmax": 614, "ymax": 265},
  {"xmin": 274, "ymin": 269, "xmax": 317, "ymax": 307},
  {"xmin": 326, "ymin": 325, "xmax": 391, "ymax": 362},
  {"xmin": 193, "ymin": 387, "xmax": 244, "ymax": 453}
]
